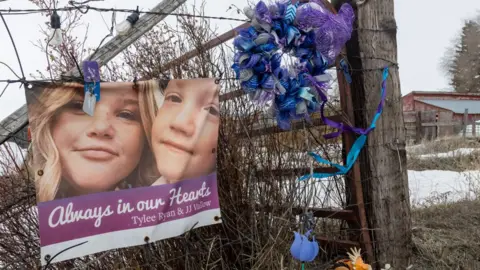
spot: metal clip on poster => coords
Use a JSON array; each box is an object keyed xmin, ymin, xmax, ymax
[{"xmin": 82, "ymin": 61, "xmax": 101, "ymax": 116}]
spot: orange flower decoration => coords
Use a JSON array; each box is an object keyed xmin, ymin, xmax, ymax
[{"xmin": 333, "ymin": 247, "xmax": 372, "ymax": 270}]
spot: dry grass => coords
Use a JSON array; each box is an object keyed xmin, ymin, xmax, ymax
[
  {"xmin": 407, "ymin": 137, "xmax": 480, "ymax": 155},
  {"xmin": 407, "ymin": 152, "xmax": 480, "ymax": 171},
  {"xmin": 407, "ymin": 137, "xmax": 480, "ymax": 171},
  {"xmin": 407, "ymin": 136, "xmax": 480, "ymax": 269},
  {"xmin": 411, "ymin": 199, "xmax": 480, "ymax": 270}
]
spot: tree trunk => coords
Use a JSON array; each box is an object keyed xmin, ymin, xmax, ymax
[{"xmin": 333, "ymin": 0, "xmax": 413, "ymax": 268}]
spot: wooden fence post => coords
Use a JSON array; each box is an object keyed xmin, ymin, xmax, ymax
[
  {"xmin": 463, "ymin": 109, "xmax": 469, "ymax": 138},
  {"xmin": 472, "ymin": 116, "xmax": 476, "ymax": 137},
  {"xmin": 416, "ymin": 111, "xmax": 422, "ymax": 143},
  {"xmin": 333, "ymin": 0, "xmax": 412, "ymax": 268},
  {"xmin": 424, "ymin": 111, "xmax": 436, "ymax": 141},
  {"xmin": 438, "ymin": 111, "xmax": 454, "ymax": 137}
]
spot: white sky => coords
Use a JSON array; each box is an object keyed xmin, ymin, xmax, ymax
[{"xmin": 0, "ymin": 0, "xmax": 479, "ymax": 122}]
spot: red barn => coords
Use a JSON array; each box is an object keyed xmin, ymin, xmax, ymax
[{"xmin": 402, "ymin": 91, "xmax": 480, "ymax": 121}]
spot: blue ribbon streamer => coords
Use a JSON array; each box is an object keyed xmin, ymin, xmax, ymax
[{"xmin": 299, "ymin": 67, "xmax": 389, "ymax": 181}]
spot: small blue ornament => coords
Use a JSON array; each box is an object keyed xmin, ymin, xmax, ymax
[{"xmin": 290, "ymin": 230, "xmax": 319, "ymax": 262}]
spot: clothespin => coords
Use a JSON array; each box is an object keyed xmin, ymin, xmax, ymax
[
  {"xmin": 300, "ymin": 211, "xmax": 315, "ymax": 231},
  {"xmin": 82, "ymin": 61, "xmax": 101, "ymax": 116}
]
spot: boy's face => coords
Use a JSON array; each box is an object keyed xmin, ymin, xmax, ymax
[{"xmin": 151, "ymin": 78, "xmax": 220, "ymax": 182}]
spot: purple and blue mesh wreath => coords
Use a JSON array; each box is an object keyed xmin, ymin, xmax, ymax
[{"xmin": 231, "ymin": 0, "xmax": 355, "ymax": 130}]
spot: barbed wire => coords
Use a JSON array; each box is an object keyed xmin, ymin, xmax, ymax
[
  {"xmin": 0, "ymin": 4, "xmax": 249, "ymax": 22},
  {"xmin": 0, "ymin": 63, "xmax": 399, "ymax": 84}
]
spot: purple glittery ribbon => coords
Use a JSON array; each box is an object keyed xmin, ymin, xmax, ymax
[{"xmin": 305, "ymin": 73, "xmax": 386, "ymax": 139}]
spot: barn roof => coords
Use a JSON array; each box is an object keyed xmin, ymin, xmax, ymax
[
  {"xmin": 403, "ymin": 91, "xmax": 480, "ymax": 98},
  {"xmin": 419, "ymin": 99, "xmax": 480, "ymax": 114}
]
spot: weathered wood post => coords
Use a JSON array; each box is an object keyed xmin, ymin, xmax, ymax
[
  {"xmin": 463, "ymin": 109, "xmax": 469, "ymax": 138},
  {"xmin": 332, "ymin": 0, "xmax": 413, "ymax": 268}
]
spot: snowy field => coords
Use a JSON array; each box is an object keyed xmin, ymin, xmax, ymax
[
  {"xmin": 409, "ymin": 170, "xmax": 480, "ymax": 205},
  {"xmin": 408, "ymin": 144, "xmax": 480, "ymax": 205}
]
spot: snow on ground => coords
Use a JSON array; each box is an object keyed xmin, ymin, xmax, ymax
[
  {"xmin": 417, "ymin": 148, "xmax": 480, "ymax": 159},
  {"xmin": 408, "ymin": 170, "xmax": 480, "ymax": 206},
  {"xmin": 287, "ymin": 169, "xmax": 480, "ymax": 208},
  {"xmin": 405, "ymin": 141, "xmax": 480, "ymax": 205},
  {"xmin": 281, "ymin": 141, "xmax": 480, "ymax": 208},
  {"xmin": 0, "ymin": 142, "xmax": 27, "ymax": 176}
]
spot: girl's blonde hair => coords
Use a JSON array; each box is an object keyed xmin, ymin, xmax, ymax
[{"xmin": 28, "ymin": 80, "xmax": 160, "ymax": 202}]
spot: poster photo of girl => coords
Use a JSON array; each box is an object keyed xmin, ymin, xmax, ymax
[
  {"xmin": 150, "ymin": 78, "xmax": 220, "ymax": 185},
  {"xmin": 27, "ymin": 81, "xmax": 159, "ymax": 202}
]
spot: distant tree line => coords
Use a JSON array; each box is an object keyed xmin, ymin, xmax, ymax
[{"xmin": 441, "ymin": 13, "xmax": 480, "ymax": 93}]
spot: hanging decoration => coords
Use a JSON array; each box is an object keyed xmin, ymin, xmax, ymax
[
  {"xmin": 231, "ymin": 0, "xmax": 355, "ymax": 130},
  {"xmin": 316, "ymin": 62, "xmax": 381, "ymax": 140},
  {"xmin": 299, "ymin": 67, "xmax": 389, "ymax": 181},
  {"xmin": 232, "ymin": 0, "xmax": 389, "ymax": 266},
  {"xmin": 290, "ymin": 211, "xmax": 319, "ymax": 267},
  {"xmin": 290, "ymin": 229, "xmax": 319, "ymax": 263}
]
